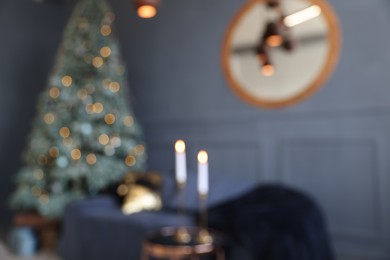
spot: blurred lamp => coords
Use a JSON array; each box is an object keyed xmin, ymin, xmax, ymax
[
  {"xmin": 135, "ymin": 0, "xmax": 160, "ymax": 19},
  {"xmin": 263, "ymin": 22, "xmax": 283, "ymax": 47},
  {"xmin": 257, "ymin": 45, "xmax": 275, "ymax": 76}
]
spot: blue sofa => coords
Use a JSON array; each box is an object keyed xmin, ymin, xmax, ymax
[
  {"xmin": 60, "ymin": 172, "xmax": 256, "ymax": 260},
  {"xmin": 60, "ymin": 172, "xmax": 333, "ymax": 260}
]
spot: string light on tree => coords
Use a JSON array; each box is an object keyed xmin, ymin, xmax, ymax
[
  {"xmin": 100, "ymin": 25, "xmax": 112, "ymax": 36},
  {"xmin": 100, "ymin": 46, "xmax": 111, "ymax": 58},
  {"xmin": 99, "ymin": 134, "xmax": 110, "ymax": 145},
  {"xmin": 125, "ymin": 155, "xmax": 136, "ymax": 166},
  {"xmin": 124, "ymin": 116, "xmax": 134, "ymax": 127},
  {"xmin": 86, "ymin": 153, "xmax": 97, "ymax": 165},
  {"xmin": 135, "ymin": 144, "xmax": 145, "ymax": 155},
  {"xmin": 86, "ymin": 103, "xmax": 94, "ymax": 114},
  {"xmin": 43, "ymin": 113, "xmax": 55, "ymax": 124},
  {"xmin": 92, "ymin": 57, "xmax": 104, "ymax": 68},
  {"xmin": 49, "ymin": 87, "xmax": 61, "ymax": 99},
  {"xmin": 104, "ymin": 113, "xmax": 116, "ymax": 124},
  {"xmin": 49, "ymin": 147, "xmax": 59, "ymax": 158},
  {"xmin": 93, "ymin": 103, "xmax": 104, "ymax": 113},
  {"xmin": 59, "ymin": 127, "xmax": 71, "ymax": 138},
  {"xmin": 71, "ymin": 149, "xmax": 82, "ymax": 160},
  {"xmin": 109, "ymin": 81, "xmax": 120, "ymax": 92},
  {"xmin": 61, "ymin": 76, "xmax": 73, "ymax": 87}
]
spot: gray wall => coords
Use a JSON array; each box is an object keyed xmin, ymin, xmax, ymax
[{"xmin": 1, "ymin": 0, "xmax": 390, "ymax": 258}]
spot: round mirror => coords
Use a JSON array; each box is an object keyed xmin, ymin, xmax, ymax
[{"xmin": 222, "ymin": 0, "xmax": 341, "ymax": 108}]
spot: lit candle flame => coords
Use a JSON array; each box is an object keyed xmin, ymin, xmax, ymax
[
  {"xmin": 175, "ymin": 140, "xmax": 186, "ymax": 153},
  {"xmin": 197, "ymin": 150, "xmax": 208, "ymax": 164}
]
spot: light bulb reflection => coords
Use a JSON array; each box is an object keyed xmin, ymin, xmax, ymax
[
  {"xmin": 284, "ymin": 5, "xmax": 322, "ymax": 27},
  {"xmin": 262, "ymin": 64, "xmax": 275, "ymax": 76},
  {"xmin": 266, "ymin": 35, "xmax": 283, "ymax": 47}
]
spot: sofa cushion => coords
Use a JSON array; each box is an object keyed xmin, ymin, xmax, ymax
[{"xmin": 61, "ymin": 196, "xmax": 196, "ymax": 260}]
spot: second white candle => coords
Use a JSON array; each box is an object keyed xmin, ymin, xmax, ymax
[{"xmin": 197, "ymin": 150, "xmax": 209, "ymax": 195}]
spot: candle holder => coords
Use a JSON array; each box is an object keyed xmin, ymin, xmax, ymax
[
  {"xmin": 175, "ymin": 181, "xmax": 191, "ymax": 244},
  {"xmin": 197, "ymin": 193, "xmax": 213, "ymax": 244}
]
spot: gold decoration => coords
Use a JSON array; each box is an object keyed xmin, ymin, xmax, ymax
[
  {"xmin": 86, "ymin": 153, "xmax": 97, "ymax": 165},
  {"xmin": 71, "ymin": 149, "xmax": 81, "ymax": 160},
  {"xmin": 134, "ymin": 144, "xmax": 145, "ymax": 155},
  {"xmin": 31, "ymin": 186, "xmax": 42, "ymax": 197},
  {"xmin": 109, "ymin": 81, "xmax": 120, "ymax": 93},
  {"xmin": 100, "ymin": 46, "xmax": 111, "ymax": 58},
  {"xmin": 125, "ymin": 155, "xmax": 136, "ymax": 166},
  {"xmin": 122, "ymin": 185, "xmax": 162, "ymax": 215},
  {"xmin": 49, "ymin": 87, "xmax": 60, "ymax": 99},
  {"xmin": 120, "ymin": 172, "xmax": 162, "ymax": 215},
  {"xmin": 104, "ymin": 113, "xmax": 116, "ymax": 125},
  {"xmin": 34, "ymin": 169, "xmax": 44, "ymax": 180},
  {"xmin": 59, "ymin": 127, "xmax": 70, "ymax": 138},
  {"xmin": 49, "ymin": 147, "xmax": 59, "ymax": 158},
  {"xmin": 101, "ymin": 25, "xmax": 112, "ymax": 36},
  {"xmin": 93, "ymin": 103, "xmax": 104, "ymax": 113},
  {"xmin": 99, "ymin": 134, "xmax": 110, "ymax": 145},
  {"xmin": 92, "ymin": 57, "xmax": 104, "ymax": 68},
  {"xmin": 117, "ymin": 184, "xmax": 129, "ymax": 196},
  {"xmin": 43, "ymin": 113, "xmax": 55, "ymax": 124},
  {"xmin": 61, "ymin": 76, "xmax": 73, "ymax": 87},
  {"xmin": 124, "ymin": 116, "xmax": 134, "ymax": 126}
]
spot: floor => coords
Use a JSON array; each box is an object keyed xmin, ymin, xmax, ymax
[{"xmin": 0, "ymin": 243, "xmax": 59, "ymax": 260}]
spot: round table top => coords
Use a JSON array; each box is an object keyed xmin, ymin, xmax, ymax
[{"xmin": 143, "ymin": 226, "xmax": 227, "ymax": 255}]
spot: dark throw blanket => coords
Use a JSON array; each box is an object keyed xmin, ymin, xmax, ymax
[{"xmin": 207, "ymin": 185, "xmax": 334, "ymax": 260}]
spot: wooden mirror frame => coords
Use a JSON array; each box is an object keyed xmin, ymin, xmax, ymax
[{"xmin": 221, "ymin": 0, "xmax": 341, "ymax": 109}]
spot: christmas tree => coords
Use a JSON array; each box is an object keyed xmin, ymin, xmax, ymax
[{"xmin": 10, "ymin": 0, "xmax": 147, "ymax": 218}]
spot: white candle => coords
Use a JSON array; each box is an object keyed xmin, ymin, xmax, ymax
[
  {"xmin": 197, "ymin": 150, "xmax": 209, "ymax": 195},
  {"xmin": 175, "ymin": 140, "xmax": 187, "ymax": 184}
]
